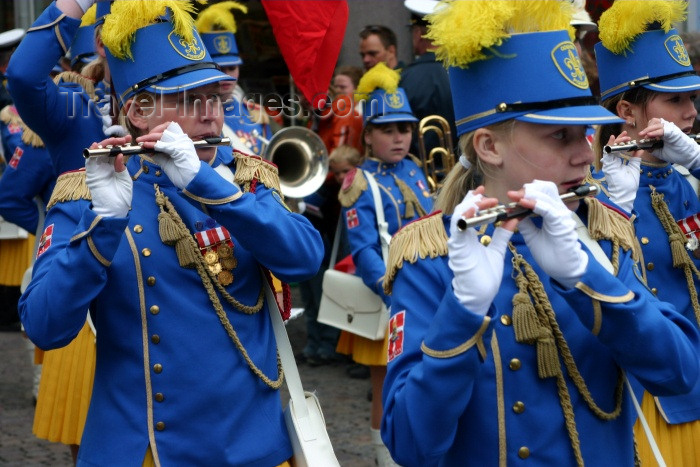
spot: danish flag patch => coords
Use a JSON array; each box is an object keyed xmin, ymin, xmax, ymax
[
  {"xmin": 387, "ymin": 310, "xmax": 405, "ymax": 362},
  {"xmin": 8, "ymin": 147, "xmax": 23, "ymax": 169},
  {"xmin": 346, "ymin": 208, "xmax": 360, "ymax": 229},
  {"xmin": 36, "ymin": 224, "xmax": 54, "ymax": 258}
]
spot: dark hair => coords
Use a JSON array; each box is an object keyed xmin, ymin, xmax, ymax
[
  {"xmin": 359, "ymin": 25, "xmax": 397, "ymax": 50},
  {"xmin": 334, "ymin": 65, "xmax": 363, "ymax": 88},
  {"xmin": 593, "ymin": 86, "xmax": 657, "ymax": 169}
]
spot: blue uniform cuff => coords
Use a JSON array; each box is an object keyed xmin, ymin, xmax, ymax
[
  {"xmin": 183, "ymin": 163, "xmax": 242, "ymax": 205},
  {"xmin": 70, "ymin": 208, "xmax": 129, "ymax": 266},
  {"xmin": 422, "ymin": 288, "xmax": 495, "ymax": 360}
]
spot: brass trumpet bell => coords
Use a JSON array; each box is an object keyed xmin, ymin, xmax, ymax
[
  {"xmin": 417, "ymin": 115, "xmax": 455, "ymax": 193},
  {"xmin": 263, "ymin": 126, "xmax": 329, "ymax": 199}
]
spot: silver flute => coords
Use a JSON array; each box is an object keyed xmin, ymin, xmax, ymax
[
  {"xmin": 456, "ymin": 185, "xmax": 599, "ymax": 231},
  {"xmin": 604, "ymin": 134, "xmax": 700, "ymax": 154},
  {"xmin": 83, "ymin": 137, "xmax": 231, "ymax": 158}
]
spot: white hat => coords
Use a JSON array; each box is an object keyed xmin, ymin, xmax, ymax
[
  {"xmin": 403, "ymin": 0, "xmax": 441, "ymax": 16},
  {"xmin": 0, "ymin": 28, "xmax": 24, "ymax": 50},
  {"xmin": 570, "ymin": 0, "xmax": 597, "ymax": 31}
]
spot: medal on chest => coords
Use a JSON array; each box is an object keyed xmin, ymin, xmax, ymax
[{"xmin": 194, "ymin": 222, "xmax": 237, "ymax": 286}]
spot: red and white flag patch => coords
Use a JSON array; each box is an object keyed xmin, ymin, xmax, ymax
[
  {"xmin": 8, "ymin": 147, "xmax": 23, "ymax": 169},
  {"xmin": 346, "ymin": 208, "xmax": 359, "ymax": 229},
  {"xmin": 36, "ymin": 224, "xmax": 54, "ymax": 258},
  {"xmin": 387, "ymin": 310, "xmax": 405, "ymax": 362}
]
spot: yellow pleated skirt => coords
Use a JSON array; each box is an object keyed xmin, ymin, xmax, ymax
[
  {"xmin": 0, "ymin": 236, "xmax": 35, "ymax": 285},
  {"xmin": 336, "ymin": 330, "xmax": 388, "ymax": 366},
  {"xmin": 634, "ymin": 391, "xmax": 700, "ymax": 466},
  {"xmin": 33, "ymin": 321, "xmax": 96, "ymax": 445}
]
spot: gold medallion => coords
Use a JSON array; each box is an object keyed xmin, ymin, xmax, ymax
[
  {"xmin": 218, "ymin": 270, "xmax": 233, "ymax": 286},
  {"xmin": 217, "ymin": 244, "xmax": 232, "ymax": 258},
  {"xmin": 204, "ymin": 250, "xmax": 218, "ymax": 264},
  {"xmin": 221, "ymin": 257, "xmax": 237, "ymax": 269},
  {"xmin": 208, "ymin": 263, "xmax": 222, "ymax": 275}
]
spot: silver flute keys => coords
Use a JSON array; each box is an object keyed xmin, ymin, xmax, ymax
[
  {"xmin": 83, "ymin": 137, "xmax": 231, "ymax": 158},
  {"xmin": 604, "ymin": 134, "xmax": 700, "ymax": 154},
  {"xmin": 456, "ymin": 185, "xmax": 599, "ymax": 231}
]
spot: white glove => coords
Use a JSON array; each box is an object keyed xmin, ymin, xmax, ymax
[
  {"xmin": 73, "ymin": 0, "xmax": 97, "ymax": 13},
  {"xmin": 98, "ymin": 101, "xmax": 127, "ymax": 137},
  {"xmin": 517, "ymin": 180, "xmax": 588, "ymax": 289},
  {"xmin": 448, "ymin": 191, "xmax": 514, "ymax": 316},
  {"xmin": 152, "ymin": 122, "xmax": 201, "ymax": 189},
  {"xmin": 652, "ymin": 118, "xmax": 700, "ymax": 170},
  {"xmin": 601, "ymin": 153, "xmax": 640, "ymax": 213},
  {"xmin": 85, "ymin": 155, "xmax": 132, "ymax": 218}
]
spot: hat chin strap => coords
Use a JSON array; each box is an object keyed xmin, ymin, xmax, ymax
[
  {"xmin": 124, "ymin": 62, "xmax": 222, "ymax": 99},
  {"xmin": 495, "ymin": 96, "xmax": 599, "ymax": 114}
]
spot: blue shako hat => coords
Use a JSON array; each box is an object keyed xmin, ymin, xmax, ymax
[
  {"xmin": 596, "ymin": 29, "xmax": 700, "ymax": 100},
  {"xmin": 448, "ymin": 30, "xmax": 622, "ymax": 136},
  {"xmin": 102, "ymin": 1, "xmax": 234, "ymax": 107},
  {"xmin": 365, "ymin": 87, "xmax": 418, "ymax": 125},
  {"xmin": 69, "ymin": 25, "xmax": 97, "ymax": 66},
  {"xmin": 200, "ymin": 32, "xmax": 242, "ymax": 67}
]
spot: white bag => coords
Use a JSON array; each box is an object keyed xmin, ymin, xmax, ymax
[
  {"xmin": 318, "ymin": 269, "xmax": 388, "ymax": 340},
  {"xmin": 263, "ymin": 276, "xmax": 340, "ymax": 467},
  {"xmin": 0, "ymin": 216, "xmax": 28, "ymax": 239},
  {"xmin": 318, "ymin": 170, "xmax": 390, "ymax": 341}
]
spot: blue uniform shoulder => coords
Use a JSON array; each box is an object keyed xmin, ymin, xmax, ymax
[
  {"xmin": 47, "ymin": 168, "xmax": 90, "ymax": 210},
  {"xmin": 233, "ymin": 152, "xmax": 281, "ymax": 194},
  {"xmin": 584, "ymin": 197, "xmax": 639, "ymax": 261},
  {"xmin": 338, "ymin": 167, "xmax": 367, "ymax": 208},
  {"xmin": 384, "ymin": 211, "xmax": 447, "ymax": 294}
]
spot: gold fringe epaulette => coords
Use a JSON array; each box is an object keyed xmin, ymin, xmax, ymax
[
  {"xmin": 384, "ymin": 212, "xmax": 447, "ymax": 295},
  {"xmin": 233, "ymin": 153, "xmax": 282, "ymax": 194},
  {"xmin": 585, "ymin": 197, "xmax": 640, "ymax": 263},
  {"xmin": 47, "ymin": 169, "xmax": 91, "ymax": 210},
  {"xmin": 0, "ymin": 105, "xmax": 45, "ymax": 148},
  {"xmin": 53, "ymin": 71, "xmax": 98, "ymax": 101},
  {"xmin": 338, "ymin": 169, "xmax": 367, "ymax": 208}
]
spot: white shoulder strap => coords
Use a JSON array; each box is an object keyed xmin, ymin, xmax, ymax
[{"xmin": 363, "ymin": 170, "xmax": 390, "ymax": 264}]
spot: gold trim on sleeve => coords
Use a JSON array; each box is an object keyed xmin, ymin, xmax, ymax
[
  {"xmin": 491, "ymin": 334, "xmax": 507, "ymax": 467},
  {"xmin": 574, "ymin": 283, "xmax": 635, "ymax": 303},
  {"xmin": 182, "ymin": 190, "xmax": 243, "ymax": 205},
  {"xmin": 70, "ymin": 216, "xmax": 102, "ymax": 243},
  {"xmin": 421, "ymin": 317, "xmax": 491, "ymax": 359},
  {"xmin": 591, "ymin": 299, "xmax": 602, "ymax": 336},
  {"xmin": 87, "ymin": 236, "xmax": 111, "ymax": 267}
]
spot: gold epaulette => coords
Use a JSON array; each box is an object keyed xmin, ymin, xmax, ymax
[
  {"xmin": 233, "ymin": 153, "xmax": 282, "ymax": 195},
  {"xmin": 583, "ymin": 173, "xmax": 610, "ymax": 199},
  {"xmin": 384, "ymin": 212, "xmax": 447, "ymax": 295},
  {"xmin": 53, "ymin": 71, "xmax": 98, "ymax": 101},
  {"xmin": 406, "ymin": 153, "xmax": 423, "ymax": 167},
  {"xmin": 585, "ymin": 197, "xmax": 640, "ymax": 262},
  {"xmin": 0, "ymin": 105, "xmax": 45, "ymax": 148},
  {"xmin": 47, "ymin": 169, "xmax": 91, "ymax": 210},
  {"xmin": 246, "ymin": 101, "xmax": 270, "ymax": 125},
  {"xmin": 338, "ymin": 168, "xmax": 367, "ymax": 208}
]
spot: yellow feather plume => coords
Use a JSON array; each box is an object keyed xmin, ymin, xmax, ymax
[
  {"xmin": 80, "ymin": 4, "xmax": 97, "ymax": 27},
  {"xmin": 101, "ymin": 0, "xmax": 198, "ymax": 60},
  {"xmin": 355, "ymin": 62, "xmax": 400, "ymax": 98},
  {"xmin": 427, "ymin": 0, "xmax": 575, "ymax": 68},
  {"xmin": 599, "ymin": 0, "xmax": 687, "ymax": 55},
  {"xmin": 195, "ymin": 1, "xmax": 248, "ymax": 34}
]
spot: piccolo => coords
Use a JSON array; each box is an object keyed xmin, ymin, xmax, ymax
[
  {"xmin": 456, "ymin": 185, "xmax": 599, "ymax": 231},
  {"xmin": 604, "ymin": 134, "xmax": 700, "ymax": 154},
  {"xmin": 83, "ymin": 137, "xmax": 231, "ymax": 158}
]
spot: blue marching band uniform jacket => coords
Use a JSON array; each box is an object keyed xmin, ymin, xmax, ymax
[
  {"xmin": 0, "ymin": 106, "xmax": 54, "ymax": 233},
  {"xmin": 6, "ymin": 2, "xmax": 107, "ymax": 176},
  {"xmin": 223, "ymin": 99, "xmax": 272, "ymax": 157},
  {"xmin": 339, "ymin": 157, "xmax": 433, "ymax": 306},
  {"xmin": 20, "ymin": 152, "xmax": 324, "ymax": 466},
  {"xmin": 381, "ymin": 199, "xmax": 700, "ymax": 466}
]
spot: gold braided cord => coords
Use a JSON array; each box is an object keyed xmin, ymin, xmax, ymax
[
  {"xmin": 391, "ymin": 174, "xmax": 427, "ymax": 219},
  {"xmin": 650, "ymin": 188, "xmax": 700, "ymax": 326},
  {"xmin": 154, "ymin": 185, "xmax": 282, "ymax": 389},
  {"xmin": 554, "ymin": 371, "xmax": 584, "ymax": 467}
]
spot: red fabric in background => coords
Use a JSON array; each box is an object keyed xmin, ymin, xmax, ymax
[{"xmin": 261, "ymin": 0, "xmax": 349, "ymax": 108}]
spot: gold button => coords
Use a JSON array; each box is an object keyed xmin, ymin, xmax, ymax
[
  {"xmin": 155, "ymin": 170, "xmax": 162, "ymax": 176},
  {"xmin": 518, "ymin": 447, "xmax": 530, "ymax": 459},
  {"xmin": 651, "ymin": 288, "xmax": 658, "ymax": 295},
  {"xmin": 142, "ymin": 248, "xmax": 151, "ymax": 257},
  {"xmin": 153, "ymin": 364, "xmax": 162, "ymax": 373},
  {"xmin": 641, "ymin": 237, "xmax": 649, "ymax": 245},
  {"xmin": 133, "ymin": 225, "xmax": 143, "ymax": 233},
  {"xmin": 513, "ymin": 401, "xmax": 525, "ymax": 414},
  {"xmin": 480, "ymin": 235, "xmax": 492, "ymax": 246},
  {"xmin": 143, "ymin": 166, "xmax": 150, "ymax": 174},
  {"xmin": 500, "ymin": 315, "xmax": 512, "ymax": 326},
  {"xmin": 154, "ymin": 393, "xmax": 164, "ymax": 402},
  {"xmin": 150, "ymin": 305, "xmax": 160, "ymax": 315},
  {"xmin": 155, "ymin": 421, "xmax": 165, "ymax": 431},
  {"xmin": 509, "ymin": 358, "xmax": 521, "ymax": 370},
  {"xmin": 147, "ymin": 276, "xmax": 156, "ymax": 286},
  {"xmin": 646, "ymin": 262, "xmax": 654, "ymax": 271},
  {"xmin": 151, "ymin": 334, "xmax": 160, "ymax": 344},
  {"xmin": 497, "ymin": 102, "xmax": 507, "ymax": 112}
]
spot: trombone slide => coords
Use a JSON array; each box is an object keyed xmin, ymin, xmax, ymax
[{"xmin": 456, "ymin": 185, "xmax": 598, "ymax": 231}]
